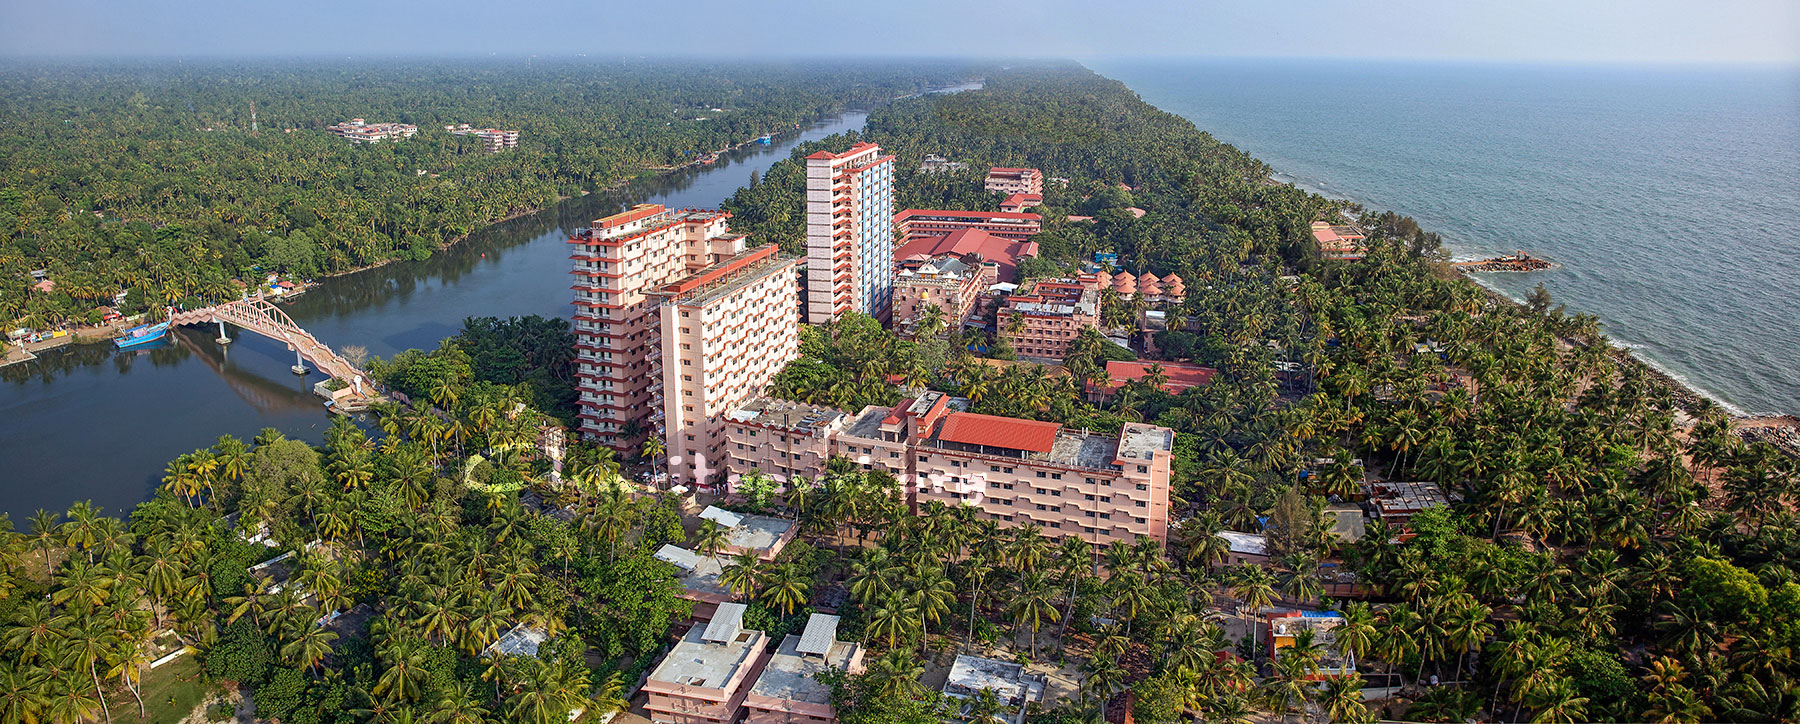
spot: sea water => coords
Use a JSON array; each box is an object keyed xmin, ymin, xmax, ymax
[{"xmin": 1092, "ymin": 59, "xmax": 1800, "ymax": 416}]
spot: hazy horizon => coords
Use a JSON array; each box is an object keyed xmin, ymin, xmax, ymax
[{"xmin": 2, "ymin": 0, "xmax": 1795, "ymax": 66}]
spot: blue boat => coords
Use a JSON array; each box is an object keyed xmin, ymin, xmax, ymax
[{"xmin": 114, "ymin": 321, "xmax": 169, "ymax": 348}]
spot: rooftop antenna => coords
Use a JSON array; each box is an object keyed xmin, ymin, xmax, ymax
[{"xmin": 249, "ymin": 100, "xmax": 259, "ymax": 136}]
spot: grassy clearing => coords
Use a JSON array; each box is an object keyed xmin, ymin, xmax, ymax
[{"xmin": 108, "ymin": 656, "xmax": 217, "ymax": 724}]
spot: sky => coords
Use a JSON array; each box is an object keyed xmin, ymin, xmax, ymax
[{"xmin": 1, "ymin": 0, "xmax": 1796, "ymax": 65}]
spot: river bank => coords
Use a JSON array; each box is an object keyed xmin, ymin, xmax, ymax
[{"xmin": 0, "ymin": 110, "xmax": 878, "ymax": 523}]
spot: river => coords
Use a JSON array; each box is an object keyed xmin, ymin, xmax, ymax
[{"xmin": 0, "ymin": 112, "xmax": 869, "ymax": 522}]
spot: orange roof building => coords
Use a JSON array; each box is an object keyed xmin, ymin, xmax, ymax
[{"xmin": 1085, "ymin": 360, "xmax": 1219, "ymax": 403}]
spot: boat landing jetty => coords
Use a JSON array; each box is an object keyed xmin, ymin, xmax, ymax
[{"xmin": 1453, "ymin": 250, "xmax": 1555, "ymax": 272}]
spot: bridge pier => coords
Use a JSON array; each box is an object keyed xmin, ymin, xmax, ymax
[
  {"xmin": 291, "ymin": 348, "xmax": 308, "ymax": 376},
  {"xmin": 216, "ymin": 321, "xmax": 231, "ymax": 345}
]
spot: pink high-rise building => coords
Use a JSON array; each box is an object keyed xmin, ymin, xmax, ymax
[
  {"xmin": 648, "ymin": 245, "xmax": 802, "ymax": 487},
  {"xmin": 805, "ymin": 143, "xmax": 895, "ymax": 325},
  {"xmin": 568, "ymin": 204, "xmax": 757, "ymax": 454}
]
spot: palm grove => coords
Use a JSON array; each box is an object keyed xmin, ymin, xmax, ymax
[
  {"xmin": 0, "ymin": 62, "xmax": 1797, "ymax": 724},
  {"xmin": 0, "ymin": 59, "xmax": 983, "ymax": 331}
]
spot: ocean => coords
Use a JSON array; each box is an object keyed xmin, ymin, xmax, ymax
[{"xmin": 1090, "ymin": 59, "xmax": 1800, "ymax": 416}]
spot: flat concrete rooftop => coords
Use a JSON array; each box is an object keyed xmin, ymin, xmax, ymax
[
  {"xmin": 650, "ymin": 622, "xmax": 761, "ymax": 690},
  {"xmin": 750, "ymin": 634, "xmax": 860, "ymax": 705}
]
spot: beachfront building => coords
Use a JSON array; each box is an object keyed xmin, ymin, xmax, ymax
[
  {"xmin": 943, "ymin": 654, "xmax": 1047, "ymax": 724},
  {"xmin": 894, "ymin": 209, "xmax": 1041, "ymax": 246},
  {"xmin": 1267, "ymin": 611, "xmax": 1357, "ymax": 678},
  {"xmin": 723, "ymin": 398, "xmax": 847, "ymax": 487},
  {"xmin": 569, "ymin": 204, "xmax": 754, "ymax": 454},
  {"xmin": 446, "ymin": 124, "xmax": 520, "ymax": 152},
  {"xmin": 644, "ymin": 603, "xmax": 773, "ymax": 724},
  {"xmin": 1312, "ymin": 221, "xmax": 1367, "ymax": 261},
  {"xmin": 649, "ymin": 245, "xmax": 802, "ymax": 487},
  {"xmin": 984, "ymin": 167, "xmax": 1044, "ymax": 196},
  {"xmin": 1084, "ymin": 360, "xmax": 1219, "ymax": 403},
  {"xmin": 326, "ymin": 118, "xmax": 419, "ymax": 143},
  {"xmin": 805, "ymin": 143, "xmax": 896, "ymax": 325},
  {"xmin": 836, "ymin": 391, "xmax": 1176, "ymax": 546},
  {"xmin": 996, "ymin": 279, "xmax": 1099, "ymax": 361},
  {"xmin": 743, "ymin": 614, "xmax": 866, "ymax": 724},
  {"xmin": 891, "ymin": 255, "xmax": 990, "ymax": 338}
]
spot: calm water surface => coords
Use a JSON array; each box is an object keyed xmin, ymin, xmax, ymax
[
  {"xmin": 1093, "ymin": 59, "xmax": 1800, "ymax": 416},
  {"xmin": 0, "ymin": 113, "xmax": 868, "ymax": 522}
]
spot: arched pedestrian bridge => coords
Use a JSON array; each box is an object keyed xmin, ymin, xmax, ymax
[{"xmin": 168, "ymin": 296, "xmax": 375, "ymax": 403}]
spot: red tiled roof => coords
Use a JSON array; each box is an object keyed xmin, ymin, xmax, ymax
[
  {"xmin": 1097, "ymin": 360, "xmax": 1218, "ymax": 394},
  {"xmin": 935, "ymin": 412, "xmax": 1062, "ymax": 453},
  {"xmin": 1000, "ymin": 193, "xmax": 1042, "ymax": 208},
  {"xmin": 809, "ymin": 142, "xmax": 882, "ymax": 161},
  {"xmin": 895, "ymin": 209, "xmax": 1042, "ymax": 222},
  {"xmin": 893, "ymin": 228, "xmax": 1039, "ymax": 283},
  {"xmin": 598, "ymin": 203, "xmax": 664, "ymax": 229}
]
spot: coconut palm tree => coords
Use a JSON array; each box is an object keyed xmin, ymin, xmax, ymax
[
  {"xmin": 692, "ymin": 519, "xmax": 729, "ymax": 559},
  {"xmin": 761, "ymin": 563, "xmax": 810, "ymax": 615},
  {"xmin": 282, "ymin": 626, "xmax": 340, "ymax": 674},
  {"xmin": 866, "ymin": 593, "xmax": 921, "ymax": 650},
  {"xmin": 719, "ymin": 551, "xmax": 763, "ymax": 602},
  {"xmin": 1009, "ymin": 571, "xmax": 1061, "ymax": 659}
]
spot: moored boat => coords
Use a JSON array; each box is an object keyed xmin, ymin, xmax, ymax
[{"xmin": 114, "ymin": 321, "xmax": 169, "ymax": 348}]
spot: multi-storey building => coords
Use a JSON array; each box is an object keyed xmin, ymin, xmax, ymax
[
  {"xmin": 805, "ymin": 143, "xmax": 895, "ymax": 324},
  {"xmin": 984, "ymin": 167, "xmax": 1044, "ymax": 196},
  {"xmin": 1311, "ymin": 221, "xmax": 1367, "ymax": 261},
  {"xmin": 644, "ymin": 604, "xmax": 773, "ymax": 724},
  {"xmin": 892, "ymin": 255, "xmax": 990, "ymax": 337},
  {"xmin": 744, "ymin": 614, "xmax": 865, "ymax": 724},
  {"xmin": 649, "ymin": 244, "xmax": 801, "ymax": 486},
  {"xmin": 722, "ymin": 398, "xmax": 847, "ymax": 487},
  {"xmin": 999, "ymin": 193, "xmax": 1043, "ymax": 213},
  {"xmin": 326, "ymin": 118, "xmax": 418, "ymax": 143},
  {"xmin": 728, "ymin": 391, "xmax": 1169, "ymax": 546},
  {"xmin": 446, "ymin": 124, "xmax": 520, "ymax": 152},
  {"xmin": 996, "ymin": 279, "xmax": 1099, "ymax": 361},
  {"xmin": 894, "ymin": 227, "xmax": 1039, "ymax": 283},
  {"xmin": 894, "ymin": 209, "xmax": 1041, "ymax": 246},
  {"xmin": 568, "ymin": 204, "xmax": 751, "ymax": 454}
]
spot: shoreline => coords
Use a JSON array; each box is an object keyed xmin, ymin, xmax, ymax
[{"xmin": 1273, "ymin": 172, "xmax": 1790, "ymax": 422}]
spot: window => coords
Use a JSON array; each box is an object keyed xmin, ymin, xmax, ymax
[
  {"xmin": 1036, "ymin": 471, "xmax": 1047, "ymax": 479},
  {"xmin": 990, "ymin": 465, "xmax": 1001, "ymax": 472},
  {"xmin": 918, "ymin": 456, "xmax": 928, "ymax": 462},
  {"xmin": 1135, "ymin": 484, "xmax": 1148, "ymax": 491},
  {"xmin": 1051, "ymin": 473, "xmax": 1062, "ymax": 480},
  {"xmin": 1136, "ymin": 501, "xmax": 1147, "ymax": 508},
  {"xmin": 1137, "ymin": 465, "xmax": 1148, "ymax": 474}
]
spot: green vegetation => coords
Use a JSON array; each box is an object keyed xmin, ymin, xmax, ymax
[
  {"xmin": 0, "ymin": 59, "xmax": 983, "ymax": 329},
  {"xmin": 4, "ymin": 60, "xmax": 1797, "ymax": 724},
  {"xmin": 732, "ymin": 63, "xmax": 1800, "ymax": 723}
]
